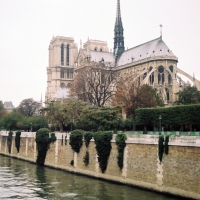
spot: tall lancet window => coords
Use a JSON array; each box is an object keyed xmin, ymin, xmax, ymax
[
  {"xmin": 61, "ymin": 44, "xmax": 64, "ymax": 65},
  {"xmin": 66, "ymin": 44, "xmax": 70, "ymax": 66}
]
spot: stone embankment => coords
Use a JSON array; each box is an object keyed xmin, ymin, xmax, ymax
[{"xmin": 0, "ymin": 131, "xmax": 200, "ymax": 199}]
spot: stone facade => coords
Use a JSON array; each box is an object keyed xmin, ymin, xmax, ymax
[
  {"xmin": 46, "ymin": 36, "xmax": 78, "ymax": 101},
  {"xmin": 45, "ymin": 1, "xmax": 200, "ymax": 105},
  {"xmin": 0, "ymin": 131, "xmax": 199, "ymax": 199}
]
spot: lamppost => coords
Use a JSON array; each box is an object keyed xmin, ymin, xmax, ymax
[
  {"xmin": 30, "ymin": 123, "xmax": 32, "ymax": 132},
  {"xmin": 159, "ymin": 115, "xmax": 162, "ymax": 134}
]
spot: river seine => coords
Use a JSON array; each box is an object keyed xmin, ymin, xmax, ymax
[{"xmin": 0, "ymin": 155, "xmax": 185, "ymax": 200}]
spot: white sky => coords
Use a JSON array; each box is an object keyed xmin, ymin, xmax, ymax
[{"xmin": 0, "ymin": 0, "xmax": 200, "ymax": 107}]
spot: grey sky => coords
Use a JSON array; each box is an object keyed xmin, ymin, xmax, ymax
[{"xmin": 0, "ymin": 0, "xmax": 200, "ymax": 107}]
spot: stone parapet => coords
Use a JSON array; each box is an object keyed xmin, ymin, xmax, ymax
[{"xmin": 0, "ymin": 131, "xmax": 199, "ymax": 199}]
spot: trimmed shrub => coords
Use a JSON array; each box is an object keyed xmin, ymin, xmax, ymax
[
  {"xmin": 7, "ymin": 131, "xmax": 13, "ymax": 154},
  {"xmin": 50, "ymin": 132, "xmax": 57, "ymax": 143},
  {"xmin": 15, "ymin": 131, "xmax": 21, "ymax": 153},
  {"xmin": 94, "ymin": 131, "xmax": 113, "ymax": 173},
  {"xmin": 116, "ymin": 132, "xmax": 127, "ymax": 169},
  {"xmin": 158, "ymin": 135, "xmax": 164, "ymax": 163},
  {"xmin": 35, "ymin": 128, "xmax": 51, "ymax": 166},
  {"xmin": 84, "ymin": 132, "xmax": 93, "ymax": 147},
  {"xmin": 69, "ymin": 129, "xmax": 84, "ymax": 153},
  {"xmin": 165, "ymin": 135, "xmax": 169, "ymax": 155},
  {"xmin": 143, "ymin": 126, "xmax": 147, "ymax": 134}
]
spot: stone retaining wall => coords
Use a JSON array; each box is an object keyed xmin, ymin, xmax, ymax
[{"xmin": 0, "ymin": 131, "xmax": 199, "ymax": 199}]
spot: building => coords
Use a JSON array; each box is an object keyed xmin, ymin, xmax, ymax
[
  {"xmin": 45, "ymin": 0, "xmax": 200, "ymax": 105},
  {"xmin": 4, "ymin": 101, "xmax": 14, "ymax": 113}
]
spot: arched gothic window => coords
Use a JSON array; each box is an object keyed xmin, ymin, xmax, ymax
[
  {"xmin": 61, "ymin": 44, "xmax": 64, "ymax": 65},
  {"xmin": 158, "ymin": 66, "xmax": 165, "ymax": 84},
  {"xmin": 60, "ymin": 83, "xmax": 66, "ymax": 88},
  {"xmin": 149, "ymin": 72, "xmax": 154, "ymax": 85},
  {"xmin": 66, "ymin": 44, "xmax": 70, "ymax": 66}
]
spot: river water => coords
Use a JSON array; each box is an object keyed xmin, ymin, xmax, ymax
[{"xmin": 0, "ymin": 155, "xmax": 184, "ymax": 200}]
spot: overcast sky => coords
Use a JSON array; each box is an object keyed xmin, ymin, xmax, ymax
[{"xmin": 0, "ymin": 0, "xmax": 200, "ymax": 107}]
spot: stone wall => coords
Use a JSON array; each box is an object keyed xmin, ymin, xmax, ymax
[{"xmin": 0, "ymin": 131, "xmax": 199, "ymax": 200}]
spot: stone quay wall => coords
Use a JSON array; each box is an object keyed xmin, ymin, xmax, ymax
[{"xmin": 0, "ymin": 131, "xmax": 200, "ymax": 199}]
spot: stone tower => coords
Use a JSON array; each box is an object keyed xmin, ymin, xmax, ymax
[
  {"xmin": 45, "ymin": 36, "xmax": 78, "ymax": 101},
  {"xmin": 113, "ymin": 0, "xmax": 125, "ymax": 61}
]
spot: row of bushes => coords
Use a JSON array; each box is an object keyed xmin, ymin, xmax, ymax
[
  {"xmin": 6, "ymin": 131, "xmax": 21, "ymax": 154},
  {"xmin": 69, "ymin": 129, "xmax": 127, "ymax": 173},
  {"xmin": 5, "ymin": 128, "xmax": 169, "ymax": 172},
  {"xmin": 136, "ymin": 104, "xmax": 200, "ymax": 131}
]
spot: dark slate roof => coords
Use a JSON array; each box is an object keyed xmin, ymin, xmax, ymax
[
  {"xmin": 4, "ymin": 101, "xmax": 14, "ymax": 108},
  {"xmin": 117, "ymin": 37, "xmax": 176, "ymax": 66}
]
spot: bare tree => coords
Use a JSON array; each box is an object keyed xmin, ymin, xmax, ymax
[
  {"xmin": 17, "ymin": 98, "xmax": 40, "ymax": 117},
  {"xmin": 71, "ymin": 61, "xmax": 119, "ymax": 107},
  {"xmin": 112, "ymin": 78, "xmax": 163, "ymax": 130}
]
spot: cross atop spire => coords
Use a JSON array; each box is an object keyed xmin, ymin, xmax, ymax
[
  {"xmin": 160, "ymin": 24, "xmax": 163, "ymax": 37},
  {"xmin": 114, "ymin": 0, "xmax": 125, "ymax": 61}
]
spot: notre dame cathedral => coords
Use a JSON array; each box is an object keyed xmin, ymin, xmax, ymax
[{"xmin": 45, "ymin": 0, "xmax": 200, "ymax": 105}]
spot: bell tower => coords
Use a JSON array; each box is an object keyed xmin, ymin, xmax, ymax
[{"xmin": 113, "ymin": 0, "xmax": 125, "ymax": 61}]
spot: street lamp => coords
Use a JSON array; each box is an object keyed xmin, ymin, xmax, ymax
[
  {"xmin": 30, "ymin": 123, "xmax": 32, "ymax": 132},
  {"xmin": 159, "ymin": 115, "xmax": 162, "ymax": 134}
]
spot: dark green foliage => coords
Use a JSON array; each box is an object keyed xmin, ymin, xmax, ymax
[
  {"xmin": 15, "ymin": 131, "xmax": 21, "ymax": 153},
  {"xmin": 35, "ymin": 128, "xmax": 52, "ymax": 166},
  {"xmin": 136, "ymin": 104, "xmax": 200, "ymax": 131},
  {"xmin": 165, "ymin": 135, "xmax": 169, "ymax": 155},
  {"xmin": 143, "ymin": 126, "xmax": 147, "ymax": 134},
  {"xmin": 176, "ymin": 86, "xmax": 200, "ymax": 105},
  {"xmin": 70, "ymin": 160, "xmax": 74, "ymax": 166},
  {"xmin": 2, "ymin": 112, "xmax": 25, "ymax": 130},
  {"xmin": 0, "ymin": 112, "xmax": 48, "ymax": 132},
  {"xmin": 94, "ymin": 131, "xmax": 113, "ymax": 173},
  {"xmin": 0, "ymin": 100, "xmax": 6, "ymax": 119},
  {"xmin": 116, "ymin": 133, "xmax": 127, "ymax": 169},
  {"xmin": 61, "ymin": 134, "xmax": 63, "ymax": 145},
  {"xmin": 76, "ymin": 106, "xmax": 123, "ymax": 131},
  {"xmin": 123, "ymin": 118, "xmax": 133, "ymax": 131},
  {"xmin": 84, "ymin": 132, "xmax": 93, "ymax": 147},
  {"xmin": 83, "ymin": 151, "xmax": 89, "ymax": 166},
  {"xmin": 69, "ymin": 129, "xmax": 84, "ymax": 153},
  {"xmin": 50, "ymin": 132, "xmax": 56, "ymax": 143},
  {"xmin": 158, "ymin": 135, "xmax": 164, "ymax": 163},
  {"xmin": 7, "ymin": 131, "xmax": 13, "ymax": 154}
]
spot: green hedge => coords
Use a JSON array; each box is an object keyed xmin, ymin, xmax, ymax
[{"xmin": 136, "ymin": 104, "xmax": 200, "ymax": 128}]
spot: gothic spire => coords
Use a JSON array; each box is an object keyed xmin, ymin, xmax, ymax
[
  {"xmin": 114, "ymin": 0, "xmax": 125, "ymax": 61},
  {"xmin": 115, "ymin": 0, "xmax": 123, "ymax": 27}
]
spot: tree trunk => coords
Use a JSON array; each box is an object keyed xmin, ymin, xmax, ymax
[{"xmin": 59, "ymin": 124, "xmax": 63, "ymax": 133}]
